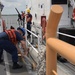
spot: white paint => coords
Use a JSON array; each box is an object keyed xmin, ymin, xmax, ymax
[
  {"xmin": 3, "ymin": 51, "xmax": 11, "ymax": 75},
  {"xmin": 0, "ymin": 19, "xmax": 3, "ymax": 32},
  {"xmin": 29, "ymin": 0, "xmax": 70, "ymax": 28}
]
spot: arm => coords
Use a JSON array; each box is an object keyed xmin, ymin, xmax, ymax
[
  {"xmin": 16, "ymin": 43, "xmax": 23, "ymax": 57},
  {"xmin": 20, "ymin": 40, "xmax": 28, "ymax": 55},
  {"xmin": 43, "ymin": 33, "xmax": 46, "ymax": 39},
  {"xmin": 26, "ymin": 17, "xmax": 31, "ymax": 22},
  {"xmin": 23, "ymin": 36, "xmax": 26, "ymax": 41}
]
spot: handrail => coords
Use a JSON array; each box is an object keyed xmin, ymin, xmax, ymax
[
  {"xmin": 46, "ymin": 5, "xmax": 63, "ymax": 75},
  {"xmin": 26, "ymin": 28, "xmax": 38, "ymax": 37},
  {"xmin": 57, "ymin": 32, "xmax": 75, "ymax": 39},
  {"xmin": 26, "ymin": 40, "xmax": 39, "ymax": 53},
  {"xmin": 25, "ymin": 26, "xmax": 42, "ymax": 51},
  {"xmin": 25, "ymin": 25, "xmax": 42, "ymax": 51},
  {"xmin": 46, "ymin": 4, "xmax": 75, "ymax": 75},
  {"xmin": 47, "ymin": 38, "xmax": 75, "ymax": 64}
]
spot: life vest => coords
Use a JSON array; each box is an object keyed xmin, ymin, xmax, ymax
[{"xmin": 5, "ymin": 29, "xmax": 17, "ymax": 45}]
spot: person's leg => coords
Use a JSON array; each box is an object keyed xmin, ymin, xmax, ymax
[
  {"xmin": 22, "ymin": 18, "xmax": 25, "ymax": 28},
  {"xmin": 0, "ymin": 32, "xmax": 7, "ymax": 63},
  {"xmin": 29, "ymin": 24, "xmax": 31, "ymax": 36},
  {"xmin": 27, "ymin": 23, "xmax": 30, "ymax": 37},
  {"xmin": 27, "ymin": 23, "xmax": 31, "ymax": 38},
  {"xmin": 71, "ymin": 18, "xmax": 74, "ymax": 25},
  {"xmin": 0, "ymin": 50, "xmax": 3, "ymax": 63},
  {"xmin": 71, "ymin": 18, "xmax": 75, "ymax": 28},
  {"xmin": 0, "ymin": 40, "xmax": 22, "ymax": 69}
]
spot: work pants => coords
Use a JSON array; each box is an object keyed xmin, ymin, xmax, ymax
[
  {"xmin": 0, "ymin": 40, "xmax": 18, "ymax": 63},
  {"xmin": 27, "ymin": 23, "xmax": 31, "ymax": 37}
]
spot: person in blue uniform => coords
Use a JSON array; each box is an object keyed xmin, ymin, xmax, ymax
[
  {"xmin": 0, "ymin": 27, "xmax": 28, "ymax": 69},
  {"xmin": 26, "ymin": 9, "xmax": 32, "ymax": 38}
]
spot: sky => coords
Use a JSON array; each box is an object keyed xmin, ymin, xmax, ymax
[{"xmin": 1, "ymin": 0, "xmax": 29, "ymax": 15}]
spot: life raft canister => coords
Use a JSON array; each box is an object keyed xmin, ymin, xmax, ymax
[{"xmin": 5, "ymin": 29, "xmax": 17, "ymax": 44}]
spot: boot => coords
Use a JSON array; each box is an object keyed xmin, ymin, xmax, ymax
[
  {"xmin": 12, "ymin": 62, "xmax": 23, "ymax": 69},
  {"xmin": 0, "ymin": 59, "xmax": 3, "ymax": 63}
]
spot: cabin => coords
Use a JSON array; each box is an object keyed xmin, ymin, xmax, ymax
[
  {"xmin": 29, "ymin": 0, "xmax": 72, "ymax": 28},
  {"xmin": 0, "ymin": 0, "xmax": 75, "ymax": 75}
]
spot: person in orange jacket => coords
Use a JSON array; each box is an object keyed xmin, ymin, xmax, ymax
[
  {"xmin": 0, "ymin": 27, "xmax": 28, "ymax": 69},
  {"xmin": 71, "ymin": 8, "xmax": 75, "ymax": 27},
  {"xmin": 41, "ymin": 17, "xmax": 47, "ymax": 40}
]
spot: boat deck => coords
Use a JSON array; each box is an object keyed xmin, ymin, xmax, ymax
[
  {"xmin": 0, "ymin": 6, "xmax": 75, "ymax": 75},
  {"xmin": 0, "ymin": 44, "xmax": 75, "ymax": 75}
]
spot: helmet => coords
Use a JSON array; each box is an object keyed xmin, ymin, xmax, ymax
[
  {"xmin": 17, "ymin": 27, "xmax": 25, "ymax": 36},
  {"xmin": 27, "ymin": 9, "xmax": 30, "ymax": 13}
]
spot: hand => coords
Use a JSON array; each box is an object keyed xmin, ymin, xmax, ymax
[
  {"xmin": 21, "ymin": 53, "xmax": 25, "ymax": 58},
  {"xmin": 24, "ymin": 51, "xmax": 28, "ymax": 56},
  {"xmin": 23, "ymin": 48, "xmax": 29, "ymax": 56},
  {"xmin": 43, "ymin": 34, "xmax": 46, "ymax": 39}
]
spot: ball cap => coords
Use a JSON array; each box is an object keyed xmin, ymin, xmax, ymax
[{"xmin": 17, "ymin": 27, "xmax": 25, "ymax": 36}]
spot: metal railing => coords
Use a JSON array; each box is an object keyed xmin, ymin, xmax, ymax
[
  {"xmin": 47, "ymin": 38, "xmax": 75, "ymax": 64},
  {"xmin": 25, "ymin": 24, "xmax": 42, "ymax": 51},
  {"xmin": 57, "ymin": 32, "xmax": 75, "ymax": 39}
]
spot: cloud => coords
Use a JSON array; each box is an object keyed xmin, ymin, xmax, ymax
[
  {"xmin": 1, "ymin": 0, "xmax": 28, "ymax": 14},
  {"xmin": 3, "ymin": 0, "xmax": 17, "ymax": 2}
]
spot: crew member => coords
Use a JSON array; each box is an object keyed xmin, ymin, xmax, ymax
[
  {"xmin": 0, "ymin": 27, "xmax": 28, "ymax": 69},
  {"xmin": 26, "ymin": 9, "xmax": 32, "ymax": 38},
  {"xmin": 71, "ymin": 8, "xmax": 75, "ymax": 27},
  {"xmin": 41, "ymin": 17, "xmax": 47, "ymax": 39},
  {"xmin": 21, "ymin": 11, "xmax": 26, "ymax": 27}
]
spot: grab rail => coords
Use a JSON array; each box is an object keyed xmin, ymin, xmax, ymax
[
  {"xmin": 25, "ymin": 26, "xmax": 42, "ymax": 51},
  {"xmin": 46, "ymin": 5, "xmax": 63, "ymax": 75},
  {"xmin": 57, "ymin": 32, "xmax": 75, "ymax": 39},
  {"xmin": 46, "ymin": 5, "xmax": 75, "ymax": 75},
  {"xmin": 47, "ymin": 38, "xmax": 75, "ymax": 64}
]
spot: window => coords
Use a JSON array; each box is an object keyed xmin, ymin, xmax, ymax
[{"xmin": 52, "ymin": 0, "xmax": 67, "ymax": 4}]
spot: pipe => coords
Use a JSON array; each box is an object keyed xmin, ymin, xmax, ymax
[
  {"xmin": 47, "ymin": 38, "xmax": 75, "ymax": 64},
  {"xmin": 46, "ymin": 5, "xmax": 63, "ymax": 75}
]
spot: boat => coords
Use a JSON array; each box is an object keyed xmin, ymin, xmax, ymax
[{"xmin": 0, "ymin": 0, "xmax": 75, "ymax": 75}]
